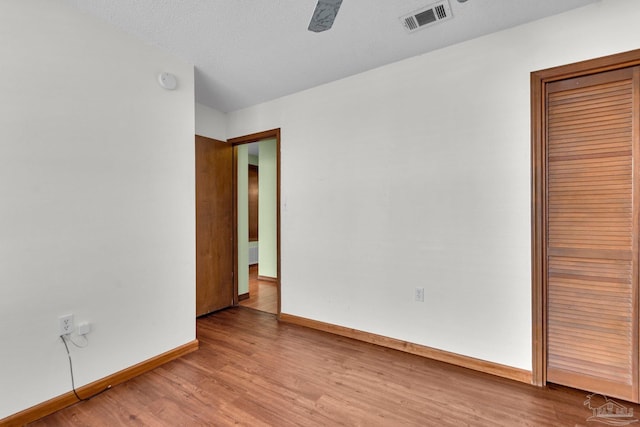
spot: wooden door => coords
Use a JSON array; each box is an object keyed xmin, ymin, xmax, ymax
[
  {"xmin": 248, "ymin": 164, "xmax": 259, "ymax": 242},
  {"xmin": 195, "ymin": 135, "xmax": 234, "ymax": 316},
  {"xmin": 546, "ymin": 67, "xmax": 640, "ymax": 401}
]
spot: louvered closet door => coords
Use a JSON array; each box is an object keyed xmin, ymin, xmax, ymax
[{"xmin": 546, "ymin": 67, "xmax": 640, "ymax": 402}]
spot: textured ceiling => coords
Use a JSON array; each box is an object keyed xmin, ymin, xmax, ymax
[{"xmin": 64, "ymin": 0, "xmax": 597, "ymax": 113}]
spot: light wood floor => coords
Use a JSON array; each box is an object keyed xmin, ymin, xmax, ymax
[
  {"xmin": 239, "ymin": 264, "xmax": 277, "ymax": 314},
  {"xmin": 30, "ymin": 307, "xmax": 639, "ymax": 426}
]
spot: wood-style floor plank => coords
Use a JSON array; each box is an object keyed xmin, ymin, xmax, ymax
[
  {"xmin": 239, "ymin": 265, "xmax": 277, "ymax": 314},
  {"xmin": 29, "ymin": 307, "xmax": 639, "ymax": 426}
]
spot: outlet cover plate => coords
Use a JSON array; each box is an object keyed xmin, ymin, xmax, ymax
[{"xmin": 59, "ymin": 314, "xmax": 74, "ymax": 335}]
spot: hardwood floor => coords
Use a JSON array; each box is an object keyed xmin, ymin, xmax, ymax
[
  {"xmin": 239, "ymin": 265, "xmax": 277, "ymax": 314},
  {"xmin": 30, "ymin": 307, "xmax": 639, "ymax": 426}
]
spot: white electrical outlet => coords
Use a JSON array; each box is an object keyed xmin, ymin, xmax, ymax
[
  {"xmin": 414, "ymin": 287, "xmax": 425, "ymax": 302},
  {"xmin": 59, "ymin": 314, "xmax": 74, "ymax": 336}
]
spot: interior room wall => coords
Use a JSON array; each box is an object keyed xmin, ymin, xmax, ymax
[
  {"xmin": 258, "ymin": 139, "xmax": 278, "ymax": 279},
  {"xmin": 195, "ymin": 102, "xmax": 227, "ymax": 141},
  {"xmin": 226, "ymin": 0, "xmax": 640, "ymax": 371},
  {"xmin": 248, "ymin": 153, "xmax": 260, "ymax": 268},
  {"xmin": 0, "ymin": 0, "xmax": 195, "ymax": 418},
  {"xmin": 237, "ymin": 145, "xmax": 250, "ymax": 295}
]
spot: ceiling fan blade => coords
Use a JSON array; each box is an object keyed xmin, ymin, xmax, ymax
[{"xmin": 308, "ymin": 0, "xmax": 343, "ymax": 33}]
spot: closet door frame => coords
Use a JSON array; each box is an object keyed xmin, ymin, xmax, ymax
[{"xmin": 532, "ymin": 48, "xmax": 640, "ymax": 389}]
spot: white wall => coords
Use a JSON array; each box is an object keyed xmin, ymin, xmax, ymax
[
  {"xmin": 227, "ymin": 0, "xmax": 640, "ymax": 371},
  {"xmin": 195, "ymin": 102, "xmax": 227, "ymax": 141},
  {"xmin": 0, "ymin": 0, "xmax": 194, "ymax": 418}
]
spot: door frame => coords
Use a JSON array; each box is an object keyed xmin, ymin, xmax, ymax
[
  {"xmin": 228, "ymin": 128, "xmax": 282, "ymax": 316},
  {"xmin": 531, "ymin": 48, "xmax": 640, "ymax": 387}
]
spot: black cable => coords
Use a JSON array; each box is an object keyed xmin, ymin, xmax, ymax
[{"xmin": 60, "ymin": 335, "xmax": 112, "ymax": 401}]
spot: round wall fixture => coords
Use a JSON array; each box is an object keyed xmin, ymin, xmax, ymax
[{"xmin": 158, "ymin": 72, "xmax": 177, "ymax": 90}]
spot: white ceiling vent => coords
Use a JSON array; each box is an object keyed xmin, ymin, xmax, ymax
[{"xmin": 400, "ymin": 1, "xmax": 453, "ymax": 33}]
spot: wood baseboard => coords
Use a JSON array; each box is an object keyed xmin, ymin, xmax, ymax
[
  {"xmin": 257, "ymin": 275, "xmax": 277, "ymax": 283},
  {"xmin": 279, "ymin": 313, "xmax": 532, "ymax": 385},
  {"xmin": 1, "ymin": 339, "xmax": 199, "ymax": 426},
  {"xmin": 238, "ymin": 292, "xmax": 250, "ymax": 301}
]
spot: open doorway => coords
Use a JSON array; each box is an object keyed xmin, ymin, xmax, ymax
[{"xmin": 230, "ymin": 129, "xmax": 280, "ymax": 315}]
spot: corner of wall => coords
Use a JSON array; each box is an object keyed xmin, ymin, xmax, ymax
[{"xmin": 195, "ymin": 102, "xmax": 228, "ymax": 141}]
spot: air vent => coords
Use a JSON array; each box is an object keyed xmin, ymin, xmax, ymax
[{"xmin": 400, "ymin": 0, "xmax": 452, "ymax": 33}]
